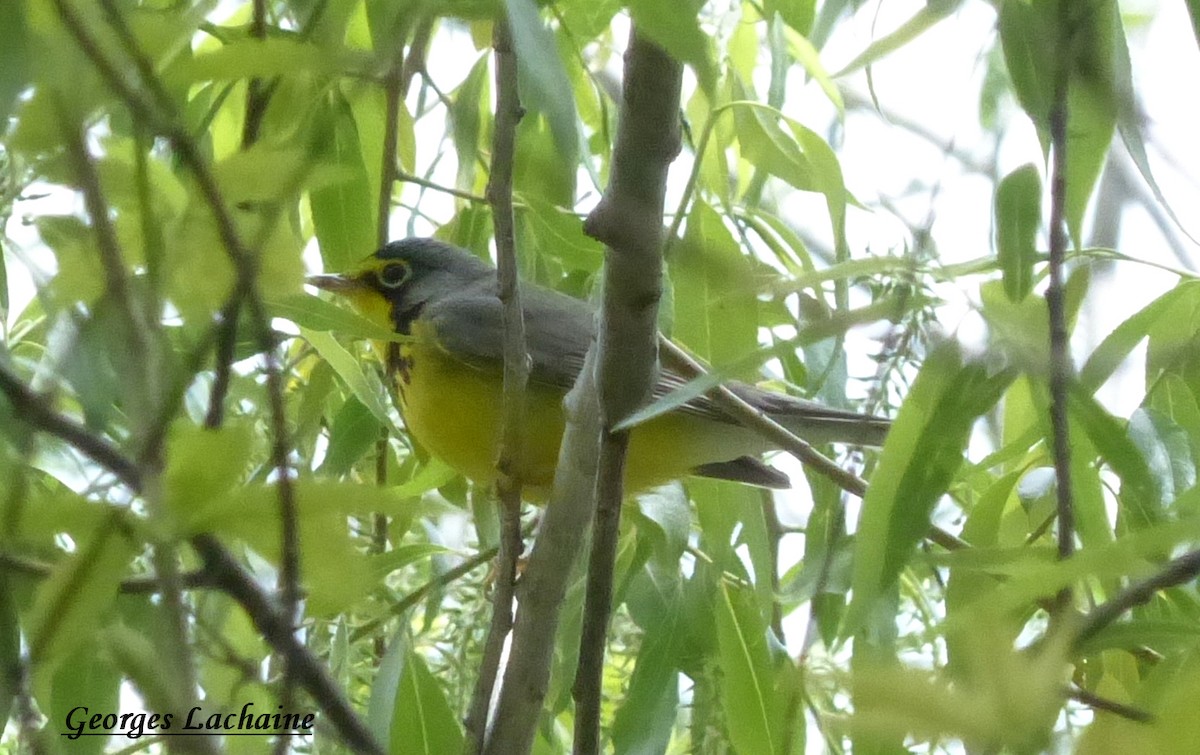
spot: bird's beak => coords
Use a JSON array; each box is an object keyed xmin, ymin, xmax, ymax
[{"xmin": 306, "ymin": 274, "xmax": 360, "ymax": 293}]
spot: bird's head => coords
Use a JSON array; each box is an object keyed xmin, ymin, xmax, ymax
[{"xmin": 308, "ymin": 237, "xmax": 493, "ymax": 332}]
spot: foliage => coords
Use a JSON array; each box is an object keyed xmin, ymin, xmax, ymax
[{"xmin": 1, "ymin": 0, "xmax": 1199, "ymax": 753}]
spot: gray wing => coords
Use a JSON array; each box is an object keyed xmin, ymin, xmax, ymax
[
  {"xmin": 426, "ymin": 284, "xmax": 889, "ymax": 445},
  {"xmin": 423, "ymin": 283, "xmax": 594, "ymax": 392}
]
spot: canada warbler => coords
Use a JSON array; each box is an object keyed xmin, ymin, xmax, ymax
[{"xmin": 309, "ymin": 238, "xmax": 889, "ymax": 497}]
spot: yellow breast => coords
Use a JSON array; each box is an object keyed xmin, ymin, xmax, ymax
[{"xmin": 390, "ymin": 322, "xmax": 763, "ymax": 498}]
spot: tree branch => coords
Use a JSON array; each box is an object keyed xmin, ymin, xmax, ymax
[
  {"xmin": 1046, "ymin": 2, "xmax": 1077, "ymax": 610},
  {"xmin": 571, "ymin": 29, "xmax": 683, "ymax": 755},
  {"xmin": 466, "ymin": 13, "xmax": 528, "ymax": 753}
]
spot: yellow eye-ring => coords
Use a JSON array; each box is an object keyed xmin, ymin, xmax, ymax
[{"xmin": 378, "ymin": 262, "xmax": 409, "ymax": 288}]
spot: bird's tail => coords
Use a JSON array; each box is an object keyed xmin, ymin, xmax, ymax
[{"xmin": 729, "ymin": 384, "xmax": 892, "ymax": 447}]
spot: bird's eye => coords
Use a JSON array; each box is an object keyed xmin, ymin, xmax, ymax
[{"xmin": 378, "ymin": 263, "xmax": 409, "ymax": 288}]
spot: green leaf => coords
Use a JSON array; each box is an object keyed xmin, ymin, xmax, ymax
[
  {"xmin": 302, "ymin": 326, "xmax": 396, "ymax": 429},
  {"xmin": 163, "ymin": 422, "xmax": 255, "ymax": 523},
  {"xmin": 48, "ymin": 642, "xmax": 121, "ymax": 755},
  {"xmin": 831, "ymin": 0, "xmax": 963, "ymax": 77},
  {"xmin": 449, "ymin": 53, "xmax": 490, "ymax": 192},
  {"xmin": 767, "ymin": 0, "xmax": 816, "ymax": 37},
  {"xmin": 611, "ymin": 594, "xmax": 683, "ymax": 755},
  {"xmin": 626, "ymin": 0, "xmax": 717, "ymax": 94},
  {"xmin": 178, "ymin": 38, "xmax": 347, "ymax": 82},
  {"xmin": 0, "ymin": 0, "xmax": 29, "ymax": 125},
  {"xmin": 369, "ymin": 543, "xmax": 453, "ymax": 582},
  {"xmin": 715, "ymin": 583, "xmax": 783, "ymax": 755},
  {"xmin": 390, "ymin": 650, "xmax": 465, "ymax": 754},
  {"xmin": 0, "ymin": 572, "xmax": 18, "ymax": 730},
  {"xmin": 1064, "ymin": 73, "xmax": 1116, "ymax": 246},
  {"xmin": 995, "ymin": 164, "xmax": 1041, "ymax": 302},
  {"xmin": 782, "ymin": 26, "xmax": 843, "ymax": 115},
  {"xmin": 1069, "ymin": 387, "xmax": 1160, "ymax": 526},
  {"xmin": 1127, "ymin": 407, "xmax": 1195, "ymax": 509},
  {"xmin": 634, "ymin": 489, "xmax": 691, "ymax": 559},
  {"xmin": 26, "ymin": 517, "xmax": 134, "ymax": 667},
  {"xmin": 517, "ymin": 193, "xmax": 603, "ymax": 273},
  {"xmin": 321, "ymin": 395, "xmax": 382, "ymax": 476},
  {"xmin": 368, "ymin": 625, "xmax": 408, "ymax": 746},
  {"xmin": 270, "ymin": 292, "xmax": 401, "ymax": 341},
  {"xmin": 670, "ymin": 200, "xmax": 758, "ymax": 365},
  {"xmin": 1080, "ymin": 282, "xmax": 1200, "ymax": 392},
  {"xmin": 998, "ymin": 0, "xmax": 1057, "ymax": 143},
  {"xmin": 505, "ymin": 0, "xmax": 580, "ymax": 164},
  {"xmin": 312, "ymin": 92, "xmax": 377, "ymax": 273},
  {"xmin": 846, "ymin": 344, "xmax": 1014, "ymax": 633}
]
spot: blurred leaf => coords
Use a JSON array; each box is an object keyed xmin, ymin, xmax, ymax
[
  {"xmin": 1109, "ymin": 7, "xmax": 1198, "ymax": 246},
  {"xmin": 449, "ymin": 53, "xmax": 489, "ymax": 192},
  {"xmin": 1127, "ymin": 407, "xmax": 1195, "ymax": 509},
  {"xmin": 1069, "ymin": 387, "xmax": 1159, "ymax": 526},
  {"xmin": 634, "ymin": 489, "xmax": 691, "ymax": 559},
  {"xmin": 1189, "ymin": 0, "xmax": 1200, "ymax": 53},
  {"xmin": 852, "ymin": 623, "xmax": 1065, "ymax": 751},
  {"xmin": 163, "ymin": 422, "xmax": 255, "ymax": 521},
  {"xmin": 782, "ymin": 26, "xmax": 843, "ymax": 114},
  {"xmin": 101, "ymin": 623, "xmax": 182, "ymax": 713},
  {"xmin": 368, "ymin": 624, "xmax": 408, "ymax": 747},
  {"xmin": 178, "ymin": 38, "xmax": 347, "ymax": 82},
  {"xmin": 627, "ymin": 0, "xmax": 717, "ymax": 94},
  {"xmin": 847, "ymin": 344, "xmax": 1013, "ymax": 633},
  {"xmin": 1081, "ymin": 282, "xmax": 1200, "ymax": 392},
  {"xmin": 302, "ymin": 326, "xmax": 395, "ymax": 428},
  {"xmin": 505, "ymin": 0, "xmax": 579, "ymax": 164},
  {"xmin": 998, "ymin": 0, "xmax": 1057, "ymax": 147},
  {"xmin": 0, "ymin": 573, "xmax": 18, "ymax": 729},
  {"xmin": 369, "ymin": 543, "xmax": 453, "ymax": 582},
  {"xmin": 391, "ymin": 650, "xmax": 465, "ymax": 754},
  {"xmin": 0, "ymin": 1, "xmax": 30, "ymax": 125},
  {"xmin": 671, "ymin": 200, "xmax": 757, "ymax": 364},
  {"xmin": 1150, "ymin": 373, "xmax": 1200, "ymax": 465},
  {"xmin": 26, "ymin": 517, "xmax": 134, "ymax": 667},
  {"xmin": 46, "ymin": 641, "xmax": 121, "ymax": 755},
  {"xmin": 321, "ymin": 395, "xmax": 381, "ymax": 476},
  {"xmin": 995, "ymin": 164, "xmax": 1041, "ymax": 302},
  {"xmin": 768, "ymin": 0, "xmax": 816, "ymax": 37},
  {"xmin": 612, "ymin": 593, "xmax": 683, "ymax": 755},
  {"xmin": 312, "ymin": 92, "xmax": 376, "ymax": 273},
  {"xmin": 832, "ymin": 0, "xmax": 963, "ymax": 77},
  {"xmin": 1064, "ymin": 72, "xmax": 1116, "ymax": 246},
  {"xmin": 517, "ymin": 193, "xmax": 603, "ymax": 273},
  {"xmin": 716, "ymin": 582, "xmax": 783, "ymax": 755},
  {"xmin": 270, "ymin": 292, "xmax": 398, "ymax": 341}
]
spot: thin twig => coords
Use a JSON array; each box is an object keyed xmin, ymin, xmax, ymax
[
  {"xmin": 465, "ymin": 13, "xmax": 528, "ymax": 753},
  {"xmin": 1073, "ymin": 547, "xmax": 1200, "ymax": 652},
  {"xmin": 658, "ymin": 337, "xmax": 967, "ymax": 552},
  {"xmin": 1066, "ymin": 685, "xmax": 1153, "ymax": 723},
  {"xmin": 243, "ymin": 0, "xmax": 271, "ymax": 148},
  {"xmin": 396, "ymin": 168, "xmax": 489, "ymax": 203},
  {"xmin": 0, "ymin": 362, "xmax": 142, "ymax": 489},
  {"xmin": 1046, "ymin": 3, "xmax": 1077, "ymax": 609},
  {"xmin": 191, "ymin": 534, "xmax": 385, "ymax": 755}
]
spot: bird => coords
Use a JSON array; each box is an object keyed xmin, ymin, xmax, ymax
[{"xmin": 308, "ymin": 237, "xmax": 890, "ymax": 498}]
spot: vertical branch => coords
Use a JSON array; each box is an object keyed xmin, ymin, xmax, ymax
[
  {"xmin": 243, "ymin": 0, "xmax": 271, "ymax": 146},
  {"xmin": 465, "ymin": 13, "xmax": 528, "ymax": 752},
  {"xmin": 1046, "ymin": 3, "xmax": 1077, "ymax": 604},
  {"xmin": 571, "ymin": 30, "xmax": 682, "ymax": 755}
]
